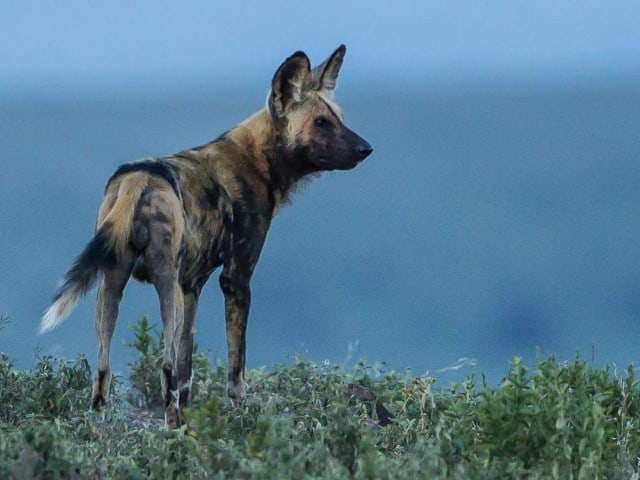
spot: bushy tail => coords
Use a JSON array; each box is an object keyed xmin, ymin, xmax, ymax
[
  {"xmin": 39, "ymin": 173, "xmax": 146, "ymax": 334},
  {"xmin": 39, "ymin": 230, "xmax": 115, "ymax": 333}
]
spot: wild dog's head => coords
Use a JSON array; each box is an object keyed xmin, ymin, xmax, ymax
[{"xmin": 268, "ymin": 45, "xmax": 373, "ymax": 172}]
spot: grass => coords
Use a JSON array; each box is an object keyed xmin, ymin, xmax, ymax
[{"xmin": 1, "ymin": 316, "xmax": 639, "ymax": 479}]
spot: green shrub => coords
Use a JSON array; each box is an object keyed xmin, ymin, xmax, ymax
[
  {"xmin": 126, "ymin": 315, "xmax": 164, "ymax": 410},
  {"xmin": 1, "ymin": 316, "xmax": 639, "ymax": 478},
  {"xmin": 126, "ymin": 316, "xmax": 215, "ymax": 411},
  {"xmin": 0, "ymin": 353, "xmax": 91, "ymax": 424}
]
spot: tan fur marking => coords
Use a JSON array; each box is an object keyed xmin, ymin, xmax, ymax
[{"xmin": 97, "ymin": 172, "xmax": 148, "ymax": 259}]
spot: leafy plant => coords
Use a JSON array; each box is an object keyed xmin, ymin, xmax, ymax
[
  {"xmin": 1, "ymin": 315, "xmax": 639, "ymax": 478},
  {"xmin": 126, "ymin": 316, "xmax": 216, "ymax": 410},
  {"xmin": 126, "ymin": 315, "xmax": 164, "ymax": 409}
]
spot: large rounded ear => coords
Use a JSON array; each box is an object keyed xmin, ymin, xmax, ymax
[
  {"xmin": 269, "ymin": 51, "xmax": 311, "ymax": 117},
  {"xmin": 311, "ymin": 44, "xmax": 346, "ymax": 97}
]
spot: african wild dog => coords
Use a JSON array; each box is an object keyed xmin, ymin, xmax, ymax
[{"xmin": 40, "ymin": 45, "xmax": 372, "ymax": 427}]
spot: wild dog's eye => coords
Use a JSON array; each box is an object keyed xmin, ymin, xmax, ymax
[{"xmin": 314, "ymin": 117, "xmax": 330, "ymax": 128}]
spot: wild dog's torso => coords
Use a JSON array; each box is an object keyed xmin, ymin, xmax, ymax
[{"xmin": 106, "ymin": 110, "xmax": 288, "ymax": 294}]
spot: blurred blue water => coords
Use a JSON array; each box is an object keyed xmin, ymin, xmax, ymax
[{"xmin": 1, "ymin": 81, "xmax": 639, "ymax": 385}]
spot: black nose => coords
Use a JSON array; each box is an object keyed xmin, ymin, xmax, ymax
[{"xmin": 356, "ymin": 140, "xmax": 373, "ymax": 159}]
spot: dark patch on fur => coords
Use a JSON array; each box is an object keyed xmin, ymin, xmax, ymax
[
  {"xmin": 218, "ymin": 275, "xmax": 235, "ymax": 297},
  {"xmin": 190, "ymin": 130, "xmax": 229, "ymax": 152},
  {"xmin": 266, "ymin": 188, "xmax": 276, "ymax": 212},
  {"xmin": 212, "ymin": 130, "xmax": 230, "ymax": 145},
  {"xmin": 107, "ymin": 159, "xmax": 180, "ymax": 198},
  {"xmin": 191, "ymin": 179, "xmax": 234, "ymax": 273},
  {"xmin": 232, "ymin": 341, "xmax": 245, "ymax": 380},
  {"xmin": 219, "ymin": 274, "xmax": 251, "ymax": 299},
  {"xmin": 152, "ymin": 211, "xmax": 171, "ymax": 224},
  {"xmin": 135, "ymin": 188, "xmax": 153, "ymax": 210},
  {"xmin": 132, "ymin": 258, "xmax": 151, "ymax": 283},
  {"xmin": 220, "ymin": 273, "xmax": 250, "ymax": 383},
  {"xmin": 179, "ymin": 385, "xmax": 191, "ymax": 408},
  {"xmin": 131, "ymin": 220, "xmax": 149, "ymax": 251},
  {"xmin": 189, "ymin": 143, "xmax": 209, "ymax": 152},
  {"xmin": 91, "ymin": 370, "xmax": 108, "ymax": 410},
  {"xmin": 162, "ymin": 364, "xmax": 176, "ymax": 409},
  {"xmin": 201, "ymin": 181, "xmax": 224, "ymax": 211},
  {"xmin": 264, "ymin": 145, "xmax": 290, "ymax": 200},
  {"xmin": 235, "ymin": 175, "xmax": 258, "ymax": 213},
  {"xmin": 182, "ymin": 274, "xmax": 210, "ymax": 296},
  {"xmin": 159, "ymin": 229, "xmax": 173, "ymax": 247},
  {"xmin": 91, "ymin": 395, "xmax": 105, "ymax": 410}
]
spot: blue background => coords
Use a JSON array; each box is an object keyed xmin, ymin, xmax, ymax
[{"xmin": 1, "ymin": 1, "xmax": 639, "ymax": 384}]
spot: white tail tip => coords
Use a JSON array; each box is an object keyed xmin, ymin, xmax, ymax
[{"xmin": 39, "ymin": 292, "xmax": 77, "ymax": 334}]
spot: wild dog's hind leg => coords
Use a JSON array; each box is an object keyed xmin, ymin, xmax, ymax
[
  {"xmin": 144, "ymin": 205, "xmax": 186, "ymax": 427},
  {"xmin": 92, "ymin": 249, "xmax": 136, "ymax": 411},
  {"xmin": 175, "ymin": 282, "xmax": 206, "ymax": 419},
  {"xmin": 155, "ymin": 274, "xmax": 184, "ymax": 428}
]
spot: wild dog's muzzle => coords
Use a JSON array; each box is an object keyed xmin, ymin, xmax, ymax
[{"xmin": 356, "ymin": 139, "xmax": 373, "ymax": 161}]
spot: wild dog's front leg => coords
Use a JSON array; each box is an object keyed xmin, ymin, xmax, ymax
[{"xmin": 219, "ymin": 273, "xmax": 251, "ymax": 405}]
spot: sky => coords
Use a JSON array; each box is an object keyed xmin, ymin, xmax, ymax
[{"xmin": 1, "ymin": 1, "xmax": 639, "ymax": 97}]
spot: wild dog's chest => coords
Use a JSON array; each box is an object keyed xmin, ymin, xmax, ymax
[
  {"xmin": 170, "ymin": 151, "xmax": 278, "ymax": 282},
  {"xmin": 180, "ymin": 185, "xmax": 274, "ymax": 285}
]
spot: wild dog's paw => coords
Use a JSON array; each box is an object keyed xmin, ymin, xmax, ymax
[{"xmin": 226, "ymin": 380, "xmax": 247, "ymax": 407}]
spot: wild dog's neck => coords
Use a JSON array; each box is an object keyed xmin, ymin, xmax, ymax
[{"xmin": 226, "ymin": 109, "xmax": 311, "ymax": 204}]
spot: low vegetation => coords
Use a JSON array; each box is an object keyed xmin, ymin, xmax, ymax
[{"xmin": 1, "ymin": 315, "xmax": 639, "ymax": 479}]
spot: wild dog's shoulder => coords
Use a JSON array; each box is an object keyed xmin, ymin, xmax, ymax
[{"xmin": 106, "ymin": 158, "xmax": 181, "ymax": 198}]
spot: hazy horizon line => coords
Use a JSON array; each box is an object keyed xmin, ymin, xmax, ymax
[{"xmin": 2, "ymin": 65, "xmax": 638, "ymax": 107}]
